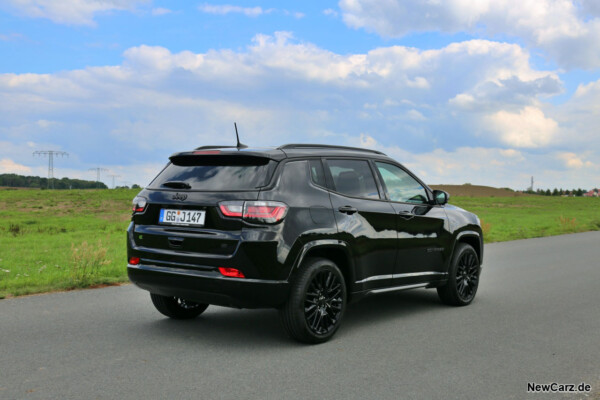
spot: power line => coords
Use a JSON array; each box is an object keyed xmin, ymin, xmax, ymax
[
  {"xmin": 89, "ymin": 167, "xmax": 108, "ymax": 188},
  {"xmin": 33, "ymin": 150, "xmax": 68, "ymax": 189},
  {"xmin": 108, "ymin": 174, "xmax": 121, "ymax": 189}
]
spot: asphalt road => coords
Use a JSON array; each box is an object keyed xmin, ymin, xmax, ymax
[{"xmin": 1, "ymin": 232, "xmax": 599, "ymax": 400}]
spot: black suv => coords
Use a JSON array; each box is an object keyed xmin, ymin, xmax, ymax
[{"xmin": 127, "ymin": 144, "xmax": 483, "ymax": 343}]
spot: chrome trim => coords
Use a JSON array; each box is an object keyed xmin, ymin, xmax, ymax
[
  {"xmin": 394, "ymin": 271, "xmax": 447, "ymax": 279},
  {"xmin": 355, "ymin": 271, "xmax": 447, "ymax": 284},
  {"xmin": 456, "ymin": 230, "xmax": 480, "ymax": 239},
  {"xmin": 368, "ymin": 283, "xmax": 428, "ymax": 294},
  {"xmin": 355, "ymin": 274, "xmax": 393, "ymax": 284}
]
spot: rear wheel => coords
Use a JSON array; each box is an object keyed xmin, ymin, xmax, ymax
[
  {"xmin": 150, "ymin": 293, "xmax": 209, "ymax": 319},
  {"xmin": 279, "ymin": 258, "xmax": 347, "ymax": 344},
  {"xmin": 437, "ymin": 243, "xmax": 481, "ymax": 306}
]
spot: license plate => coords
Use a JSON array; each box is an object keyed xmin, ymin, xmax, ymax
[{"xmin": 159, "ymin": 209, "xmax": 206, "ymax": 226}]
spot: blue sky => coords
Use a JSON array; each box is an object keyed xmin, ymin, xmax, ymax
[{"xmin": 1, "ymin": 0, "xmax": 599, "ymax": 189}]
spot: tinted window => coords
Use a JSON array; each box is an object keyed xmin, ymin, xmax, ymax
[
  {"xmin": 149, "ymin": 157, "xmax": 275, "ymax": 191},
  {"xmin": 309, "ymin": 159, "xmax": 327, "ymax": 187},
  {"xmin": 326, "ymin": 159, "xmax": 379, "ymax": 199},
  {"xmin": 375, "ymin": 162, "xmax": 428, "ymax": 204}
]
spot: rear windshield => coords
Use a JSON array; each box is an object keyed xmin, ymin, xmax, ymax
[{"xmin": 149, "ymin": 156, "xmax": 276, "ymax": 191}]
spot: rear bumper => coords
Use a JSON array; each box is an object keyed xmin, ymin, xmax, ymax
[{"xmin": 127, "ymin": 263, "xmax": 289, "ymax": 309}]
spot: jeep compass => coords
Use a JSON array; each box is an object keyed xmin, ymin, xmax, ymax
[{"xmin": 127, "ymin": 144, "xmax": 483, "ymax": 343}]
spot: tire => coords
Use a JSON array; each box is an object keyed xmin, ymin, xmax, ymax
[
  {"xmin": 150, "ymin": 293, "xmax": 209, "ymax": 319},
  {"xmin": 279, "ymin": 257, "xmax": 347, "ymax": 344},
  {"xmin": 437, "ymin": 243, "xmax": 481, "ymax": 306}
]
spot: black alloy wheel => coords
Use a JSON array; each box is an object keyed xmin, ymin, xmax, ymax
[
  {"xmin": 437, "ymin": 243, "xmax": 481, "ymax": 306},
  {"xmin": 455, "ymin": 251, "xmax": 479, "ymax": 302},
  {"xmin": 304, "ymin": 269, "xmax": 344, "ymax": 335},
  {"xmin": 279, "ymin": 257, "xmax": 347, "ymax": 343}
]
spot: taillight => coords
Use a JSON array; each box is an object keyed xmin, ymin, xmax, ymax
[
  {"xmin": 129, "ymin": 257, "xmax": 140, "ymax": 265},
  {"xmin": 219, "ymin": 201, "xmax": 243, "ymax": 217},
  {"xmin": 132, "ymin": 196, "xmax": 147, "ymax": 213},
  {"xmin": 218, "ymin": 201, "xmax": 288, "ymax": 224},
  {"xmin": 243, "ymin": 201, "xmax": 288, "ymax": 223},
  {"xmin": 218, "ymin": 267, "xmax": 245, "ymax": 278}
]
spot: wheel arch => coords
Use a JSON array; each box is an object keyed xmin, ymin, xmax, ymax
[
  {"xmin": 454, "ymin": 230, "xmax": 483, "ymax": 265},
  {"xmin": 291, "ymin": 240, "xmax": 355, "ymax": 296}
]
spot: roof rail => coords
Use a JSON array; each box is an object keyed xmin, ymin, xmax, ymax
[{"xmin": 278, "ymin": 144, "xmax": 386, "ymax": 155}]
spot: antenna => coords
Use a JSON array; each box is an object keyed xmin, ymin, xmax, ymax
[
  {"xmin": 33, "ymin": 150, "xmax": 69, "ymax": 189},
  {"xmin": 89, "ymin": 167, "xmax": 108, "ymax": 188},
  {"xmin": 234, "ymin": 122, "xmax": 248, "ymax": 149}
]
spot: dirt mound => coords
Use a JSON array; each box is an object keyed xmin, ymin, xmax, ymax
[{"xmin": 430, "ymin": 184, "xmax": 527, "ymax": 197}]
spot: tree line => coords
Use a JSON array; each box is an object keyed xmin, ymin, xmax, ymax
[
  {"xmin": 524, "ymin": 188, "xmax": 589, "ymax": 196},
  {"xmin": 0, "ymin": 173, "xmax": 107, "ymax": 189}
]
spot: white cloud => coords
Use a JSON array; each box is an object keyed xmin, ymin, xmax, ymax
[
  {"xmin": 557, "ymin": 152, "xmax": 594, "ymax": 168},
  {"xmin": 282, "ymin": 9, "xmax": 304, "ymax": 19},
  {"xmin": 36, "ymin": 119, "xmax": 58, "ymax": 128},
  {"xmin": 0, "ymin": 34, "xmax": 597, "ymax": 188},
  {"xmin": 151, "ymin": 7, "xmax": 171, "ymax": 16},
  {"xmin": 323, "ymin": 8, "xmax": 338, "ymax": 17},
  {"xmin": 198, "ymin": 4, "xmax": 305, "ymax": 19},
  {"xmin": 352, "ymin": 135, "xmax": 596, "ymax": 189},
  {"xmin": 1, "ymin": 0, "xmax": 148, "ymax": 26},
  {"xmin": 487, "ymin": 106, "xmax": 558, "ymax": 148},
  {"xmin": 339, "ymin": 0, "xmax": 600, "ymax": 69},
  {"xmin": 407, "ymin": 109, "xmax": 426, "ymax": 121},
  {"xmin": 198, "ymin": 4, "xmax": 271, "ymax": 17},
  {"xmin": 0, "ymin": 158, "xmax": 31, "ymax": 174},
  {"xmin": 0, "ymin": 33, "xmax": 26, "ymax": 41}
]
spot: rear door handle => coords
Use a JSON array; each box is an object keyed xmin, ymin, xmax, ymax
[
  {"xmin": 398, "ymin": 210, "xmax": 415, "ymax": 220},
  {"xmin": 338, "ymin": 205, "xmax": 358, "ymax": 215}
]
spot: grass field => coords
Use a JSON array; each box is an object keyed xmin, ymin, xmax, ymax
[
  {"xmin": 1, "ymin": 188, "xmax": 599, "ymax": 298},
  {"xmin": 450, "ymin": 196, "xmax": 600, "ymax": 242},
  {"xmin": 0, "ymin": 189, "xmax": 136, "ymax": 298}
]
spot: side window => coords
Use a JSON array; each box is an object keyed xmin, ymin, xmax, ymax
[
  {"xmin": 375, "ymin": 162, "xmax": 428, "ymax": 204},
  {"xmin": 309, "ymin": 159, "xmax": 327, "ymax": 187},
  {"xmin": 326, "ymin": 159, "xmax": 380, "ymax": 199}
]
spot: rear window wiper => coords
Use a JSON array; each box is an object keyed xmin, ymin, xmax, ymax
[{"xmin": 162, "ymin": 181, "xmax": 192, "ymax": 189}]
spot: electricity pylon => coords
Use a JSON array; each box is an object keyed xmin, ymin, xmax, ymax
[
  {"xmin": 33, "ymin": 150, "xmax": 68, "ymax": 189},
  {"xmin": 89, "ymin": 167, "xmax": 108, "ymax": 188},
  {"xmin": 108, "ymin": 174, "xmax": 121, "ymax": 189}
]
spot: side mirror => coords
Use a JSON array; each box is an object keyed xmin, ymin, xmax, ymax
[{"xmin": 432, "ymin": 190, "xmax": 449, "ymax": 205}]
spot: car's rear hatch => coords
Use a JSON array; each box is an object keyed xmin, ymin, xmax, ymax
[{"xmin": 130, "ymin": 150, "xmax": 283, "ymax": 267}]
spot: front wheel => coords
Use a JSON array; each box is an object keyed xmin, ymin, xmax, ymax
[
  {"xmin": 279, "ymin": 258, "xmax": 347, "ymax": 344},
  {"xmin": 437, "ymin": 243, "xmax": 481, "ymax": 306},
  {"xmin": 150, "ymin": 293, "xmax": 209, "ymax": 319}
]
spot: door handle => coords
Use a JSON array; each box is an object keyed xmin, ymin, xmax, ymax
[
  {"xmin": 398, "ymin": 210, "xmax": 415, "ymax": 220},
  {"xmin": 338, "ymin": 205, "xmax": 358, "ymax": 215}
]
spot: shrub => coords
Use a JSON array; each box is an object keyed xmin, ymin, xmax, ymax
[
  {"xmin": 480, "ymin": 218, "xmax": 492, "ymax": 237},
  {"xmin": 8, "ymin": 223, "xmax": 22, "ymax": 237},
  {"xmin": 558, "ymin": 216, "xmax": 578, "ymax": 232},
  {"xmin": 70, "ymin": 240, "xmax": 111, "ymax": 285}
]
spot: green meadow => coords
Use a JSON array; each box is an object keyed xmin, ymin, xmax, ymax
[
  {"xmin": 451, "ymin": 196, "xmax": 600, "ymax": 243},
  {"xmin": 1, "ymin": 189, "xmax": 599, "ymax": 298},
  {"xmin": 0, "ymin": 189, "xmax": 136, "ymax": 298}
]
